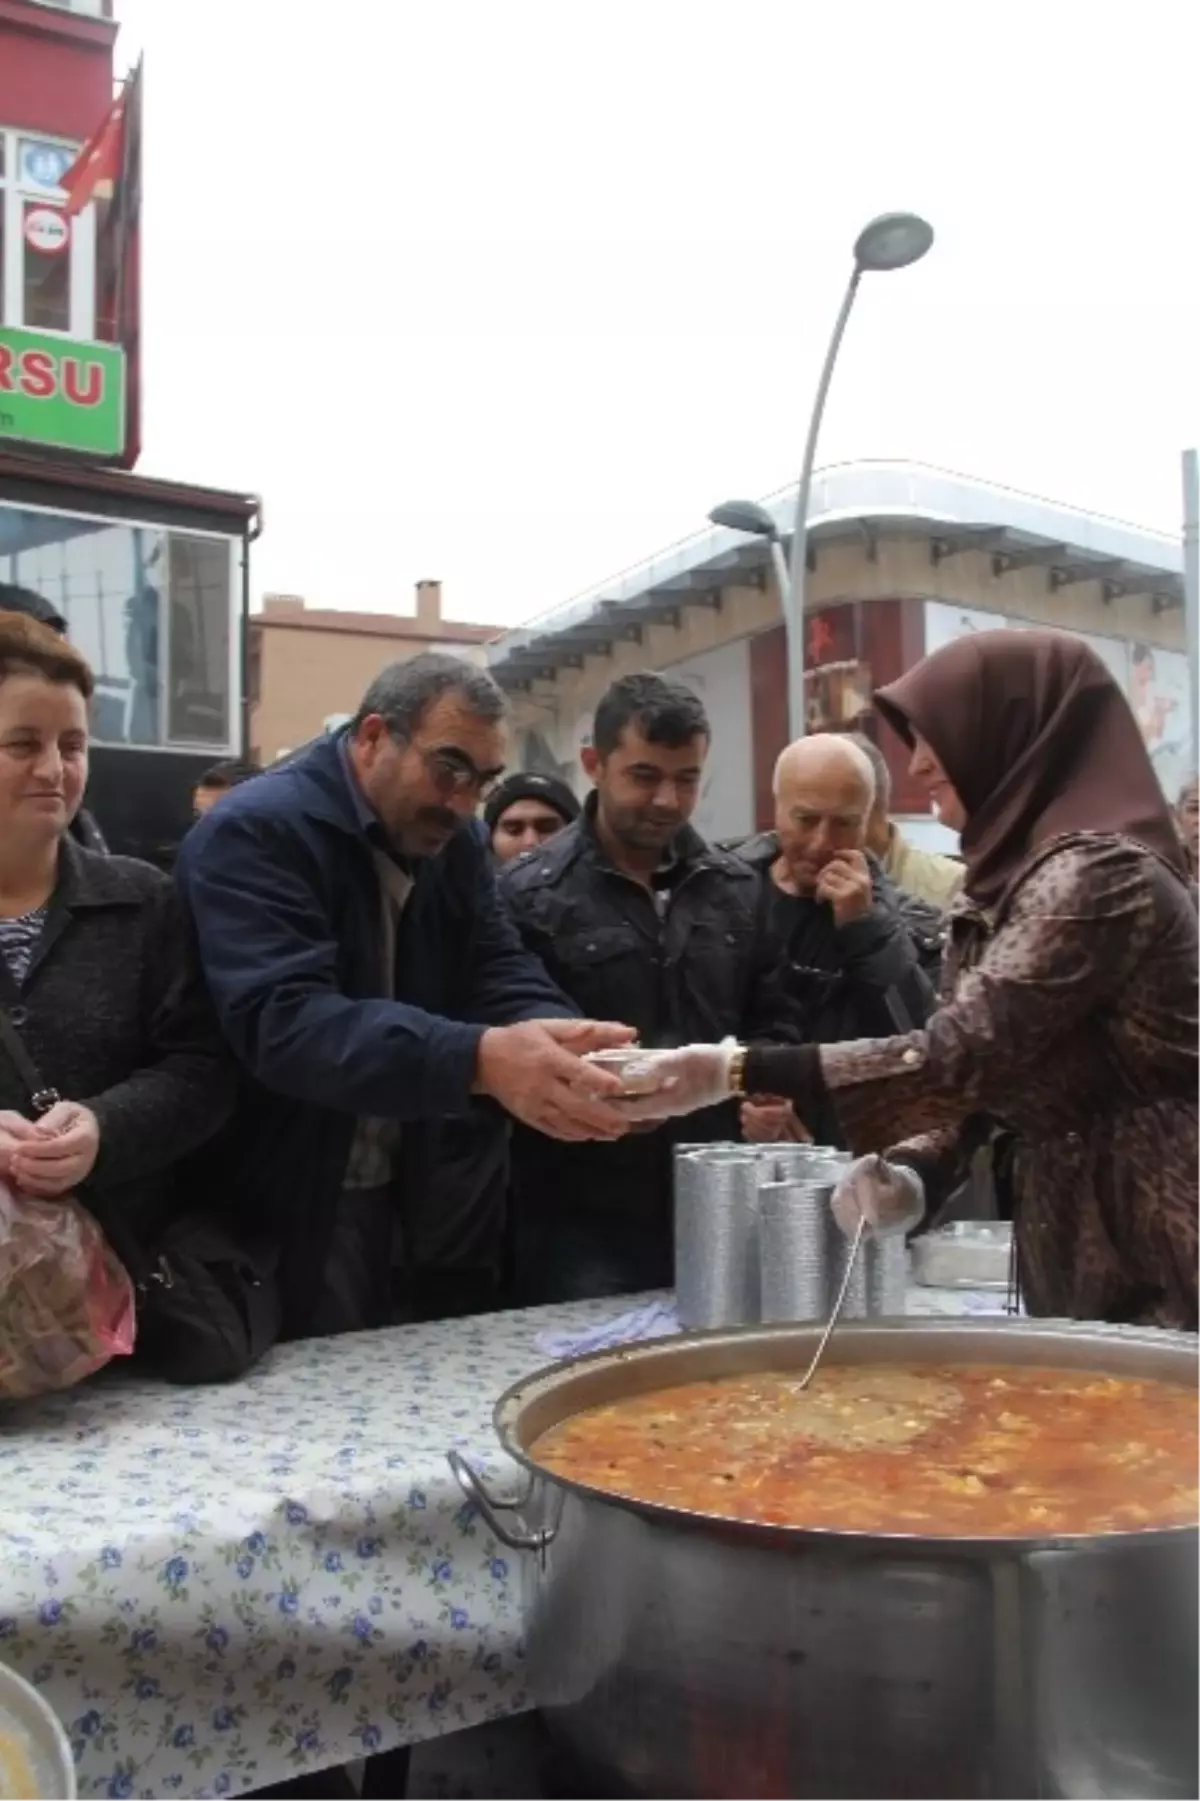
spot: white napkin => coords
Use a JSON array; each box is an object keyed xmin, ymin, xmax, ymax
[{"xmin": 535, "ymin": 1299, "xmax": 681, "ymax": 1360}]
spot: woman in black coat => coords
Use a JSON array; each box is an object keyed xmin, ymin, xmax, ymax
[{"xmin": 0, "ymin": 610, "xmax": 232, "ymax": 1258}]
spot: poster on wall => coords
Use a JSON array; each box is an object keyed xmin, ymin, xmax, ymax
[
  {"xmin": 1130, "ymin": 642, "xmax": 1190, "ymax": 801},
  {"xmin": 923, "ymin": 602, "xmax": 1185, "ymax": 799},
  {"xmin": 923, "ymin": 602, "xmax": 1009, "ymax": 654},
  {"xmin": 804, "ymin": 661, "xmax": 872, "ymax": 733},
  {"xmin": 663, "ymin": 639, "xmax": 754, "ymax": 843},
  {"xmin": 520, "ymin": 707, "xmax": 592, "ymax": 797},
  {"xmin": 801, "ymin": 607, "xmax": 872, "ymax": 733}
]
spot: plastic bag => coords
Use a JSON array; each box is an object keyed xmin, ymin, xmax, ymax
[{"xmin": 0, "ymin": 1180, "xmax": 136, "ymax": 1401}]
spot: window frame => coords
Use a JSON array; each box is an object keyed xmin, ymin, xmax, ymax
[
  {"xmin": 0, "ymin": 124, "xmax": 96, "ymax": 339},
  {"xmin": 0, "ymin": 495, "xmax": 243, "ymax": 757}
]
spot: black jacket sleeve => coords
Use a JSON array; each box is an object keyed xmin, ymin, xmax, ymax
[{"xmin": 833, "ymin": 889, "xmax": 939, "ymax": 1035}]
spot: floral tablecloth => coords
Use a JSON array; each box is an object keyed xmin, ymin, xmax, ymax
[
  {"xmin": 0, "ymin": 1285, "xmax": 991, "ymax": 1799},
  {"xmin": 0, "ymin": 1298, "xmax": 630, "ymax": 1800}
]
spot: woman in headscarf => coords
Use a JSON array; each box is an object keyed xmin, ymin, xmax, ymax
[{"xmin": 620, "ymin": 630, "xmax": 1198, "ymax": 1329}]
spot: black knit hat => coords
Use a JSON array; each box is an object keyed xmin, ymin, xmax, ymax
[
  {"xmin": 483, "ymin": 771, "xmax": 581, "ymax": 833},
  {"xmin": 0, "ymin": 582, "xmax": 67, "ymax": 635}
]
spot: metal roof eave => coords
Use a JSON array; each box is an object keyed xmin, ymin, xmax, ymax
[{"xmin": 488, "ymin": 460, "xmax": 1182, "ymax": 683}]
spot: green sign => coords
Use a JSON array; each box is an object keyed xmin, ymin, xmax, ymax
[{"xmin": 0, "ymin": 325, "xmax": 125, "ymax": 457}]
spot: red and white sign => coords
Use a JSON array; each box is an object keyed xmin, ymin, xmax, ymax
[{"xmin": 24, "ymin": 207, "xmax": 71, "ymax": 257}]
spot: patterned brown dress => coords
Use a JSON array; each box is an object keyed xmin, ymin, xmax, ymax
[{"xmin": 818, "ymin": 832, "xmax": 1198, "ymax": 1328}]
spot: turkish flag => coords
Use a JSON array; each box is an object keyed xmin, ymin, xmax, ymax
[{"xmin": 60, "ymin": 87, "xmax": 127, "ymax": 217}]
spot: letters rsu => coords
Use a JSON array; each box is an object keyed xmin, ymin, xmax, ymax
[{"xmin": 0, "ymin": 344, "xmax": 105, "ymax": 407}]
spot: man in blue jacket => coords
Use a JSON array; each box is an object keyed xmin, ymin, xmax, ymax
[{"xmin": 176, "ymin": 653, "xmax": 630, "ymax": 1339}]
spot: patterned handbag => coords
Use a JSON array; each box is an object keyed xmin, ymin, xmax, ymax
[{"xmin": 0, "ymin": 1007, "xmax": 135, "ymax": 1400}]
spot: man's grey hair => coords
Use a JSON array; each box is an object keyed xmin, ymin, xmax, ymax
[
  {"xmin": 847, "ymin": 731, "xmax": 891, "ymax": 813},
  {"xmin": 352, "ymin": 652, "xmax": 506, "ymax": 739}
]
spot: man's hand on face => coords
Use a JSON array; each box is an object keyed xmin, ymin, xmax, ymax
[
  {"xmin": 814, "ymin": 850, "xmax": 873, "ymax": 927},
  {"xmin": 474, "ymin": 1018, "xmax": 637, "ymax": 1142}
]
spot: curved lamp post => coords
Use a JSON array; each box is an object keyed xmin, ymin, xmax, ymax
[
  {"xmin": 712, "ymin": 212, "xmax": 934, "ymax": 740},
  {"xmin": 708, "ymin": 499, "xmax": 792, "ymax": 610}
]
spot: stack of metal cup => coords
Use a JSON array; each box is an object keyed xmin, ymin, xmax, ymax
[
  {"xmin": 845, "ymin": 1233, "xmax": 909, "ymax": 1320},
  {"xmin": 673, "ymin": 1140, "xmax": 905, "ymax": 1328},
  {"xmin": 673, "ymin": 1145, "xmax": 761, "ymax": 1328}
]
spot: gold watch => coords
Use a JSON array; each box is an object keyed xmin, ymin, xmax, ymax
[{"xmin": 727, "ymin": 1045, "xmax": 749, "ymax": 1097}]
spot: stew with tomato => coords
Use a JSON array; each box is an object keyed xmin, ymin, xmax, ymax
[{"xmin": 533, "ymin": 1363, "xmax": 1198, "ymax": 1537}]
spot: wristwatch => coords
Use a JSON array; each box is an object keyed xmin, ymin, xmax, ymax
[{"xmin": 727, "ymin": 1045, "xmax": 749, "ymax": 1097}]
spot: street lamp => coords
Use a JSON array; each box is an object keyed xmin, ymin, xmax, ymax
[
  {"xmin": 780, "ymin": 211, "xmax": 933, "ymax": 736},
  {"xmin": 709, "ymin": 213, "xmax": 933, "ymax": 737},
  {"xmin": 707, "ymin": 499, "xmax": 792, "ymax": 610}
]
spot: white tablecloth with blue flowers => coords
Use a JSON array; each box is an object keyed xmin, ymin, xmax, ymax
[
  {"xmin": 0, "ymin": 1285, "xmax": 993, "ymax": 1800},
  {"xmin": 0, "ymin": 1300, "xmax": 619, "ymax": 1800}
]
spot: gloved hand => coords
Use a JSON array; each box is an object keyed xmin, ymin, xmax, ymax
[
  {"xmin": 612, "ymin": 1039, "xmax": 739, "ymax": 1122},
  {"xmin": 830, "ymin": 1154, "xmax": 925, "ymax": 1240}
]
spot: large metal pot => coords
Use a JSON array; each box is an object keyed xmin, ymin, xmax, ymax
[{"xmin": 451, "ymin": 1318, "xmax": 1198, "ymax": 1800}]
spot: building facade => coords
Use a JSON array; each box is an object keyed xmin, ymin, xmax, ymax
[
  {"xmin": 0, "ymin": 1, "xmax": 259, "ymax": 863},
  {"xmin": 0, "ymin": 0, "xmax": 136, "ymax": 460},
  {"xmin": 250, "ymin": 581, "xmax": 499, "ymax": 763},
  {"xmin": 488, "ymin": 462, "xmax": 1189, "ymax": 846}
]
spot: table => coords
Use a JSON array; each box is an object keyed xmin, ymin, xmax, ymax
[{"xmin": 0, "ymin": 1285, "xmax": 995, "ymax": 1799}]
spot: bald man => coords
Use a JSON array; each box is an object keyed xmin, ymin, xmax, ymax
[{"xmin": 735, "ymin": 733, "xmax": 940, "ymax": 1146}]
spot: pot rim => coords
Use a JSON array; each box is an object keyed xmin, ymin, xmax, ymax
[{"xmin": 491, "ymin": 1315, "xmax": 1199, "ymax": 1557}]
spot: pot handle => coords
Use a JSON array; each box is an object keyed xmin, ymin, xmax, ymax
[{"xmin": 447, "ymin": 1449, "xmax": 560, "ymax": 1553}]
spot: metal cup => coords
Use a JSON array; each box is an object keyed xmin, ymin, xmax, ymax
[
  {"xmin": 841, "ymin": 1229, "xmax": 908, "ymax": 1319},
  {"xmin": 674, "ymin": 1151, "xmax": 761, "ymax": 1329},
  {"xmin": 757, "ymin": 1179, "xmax": 833, "ymax": 1322}
]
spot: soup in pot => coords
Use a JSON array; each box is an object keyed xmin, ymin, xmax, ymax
[{"xmin": 533, "ymin": 1363, "xmax": 1199, "ymax": 1537}]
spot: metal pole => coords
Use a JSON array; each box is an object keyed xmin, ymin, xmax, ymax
[
  {"xmin": 1183, "ymin": 447, "xmax": 1199, "ymax": 772},
  {"xmin": 768, "ymin": 539, "xmax": 792, "ymax": 617},
  {"xmin": 784, "ymin": 264, "xmax": 863, "ymax": 739}
]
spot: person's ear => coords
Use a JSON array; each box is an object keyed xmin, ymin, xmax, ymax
[{"xmin": 580, "ymin": 745, "xmax": 600, "ymax": 783}]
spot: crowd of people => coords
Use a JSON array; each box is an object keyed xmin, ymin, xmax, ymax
[{"xmin": 0, "ymin": 588, "xmax": 1194, "ymax": 1368}]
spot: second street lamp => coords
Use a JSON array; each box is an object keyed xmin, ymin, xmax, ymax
[
  {"xmin": 707, "ymin": 499, "xmax": 792, "ymax": 611},
  {"xmin": 709, "ymin": 214, "xmax": 933, "ymax": 739},
  {"xmin": 781, "ymin": 211, "xmax": 934, "ymax": 737}
]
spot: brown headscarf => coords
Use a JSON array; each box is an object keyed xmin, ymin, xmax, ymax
[{"xmin": 874, "ymin": 628, "xmax": 1186, "ymax": 907}]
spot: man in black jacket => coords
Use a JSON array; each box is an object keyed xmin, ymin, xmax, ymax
[
  {"xmin": 734, "ymin": 732, "xmax": 940, "ymax": 1146},
  {"xmin": 0, "ymin": 583, "xmax": 108, "ymax": 854},
  {"xmin": 503, "ymin": 671, "xmax": 783, "ymax": 1303}
]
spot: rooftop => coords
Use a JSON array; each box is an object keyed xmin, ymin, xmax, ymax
[
  {"xmin": 255, "ymin": 583, "xmax": 499, "ymax": 647},
  {"xmin": 487, "ymin": 459, "xmax": 1183, "ymax": 688}
]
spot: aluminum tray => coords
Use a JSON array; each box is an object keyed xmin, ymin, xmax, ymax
[{"xmin": 910, "ymin": 1221, "xmax": 1013, "ymax": 1290}]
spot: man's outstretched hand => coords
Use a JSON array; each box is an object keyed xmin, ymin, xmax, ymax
[{"xmin": 474, "ymin": 1018, "xmax": 637, "ymax": 1141}]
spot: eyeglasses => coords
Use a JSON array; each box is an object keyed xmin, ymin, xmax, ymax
[{"xmin": 420, "ymin": 746, "xmax": 505, "ymax": 801}]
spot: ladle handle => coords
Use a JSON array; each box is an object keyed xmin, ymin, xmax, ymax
[{"xmin": 798, "ymin": 1214, "xmax": 867, "ymax": 1390}]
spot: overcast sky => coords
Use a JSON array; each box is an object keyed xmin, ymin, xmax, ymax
[{"xmin": 111, "ymin": 1, "xmax": 1198, "ymax": 630}]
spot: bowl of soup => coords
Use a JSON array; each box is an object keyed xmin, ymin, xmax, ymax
[{"xmin": 0, "ymin": 1664, "xmax": 74, "ymax": 1801}]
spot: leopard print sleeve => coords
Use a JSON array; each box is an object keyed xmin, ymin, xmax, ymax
[{"xmin": 819, "ymin": 835, "xmax": 1162, "ymax": 1155}]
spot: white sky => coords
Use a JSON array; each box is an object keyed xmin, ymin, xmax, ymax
[{"xmin": 112, "ymin": 0, "xmax": 1198, "ymax": 630}]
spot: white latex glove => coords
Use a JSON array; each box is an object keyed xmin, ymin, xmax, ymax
[
  {"xmin": 830, "ymin": 1154, "xmax": 925, "ymax": 1241},
  {"xmin": 612, "ymin": 1039, "xmax": 739, "ymax": 1122}
]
